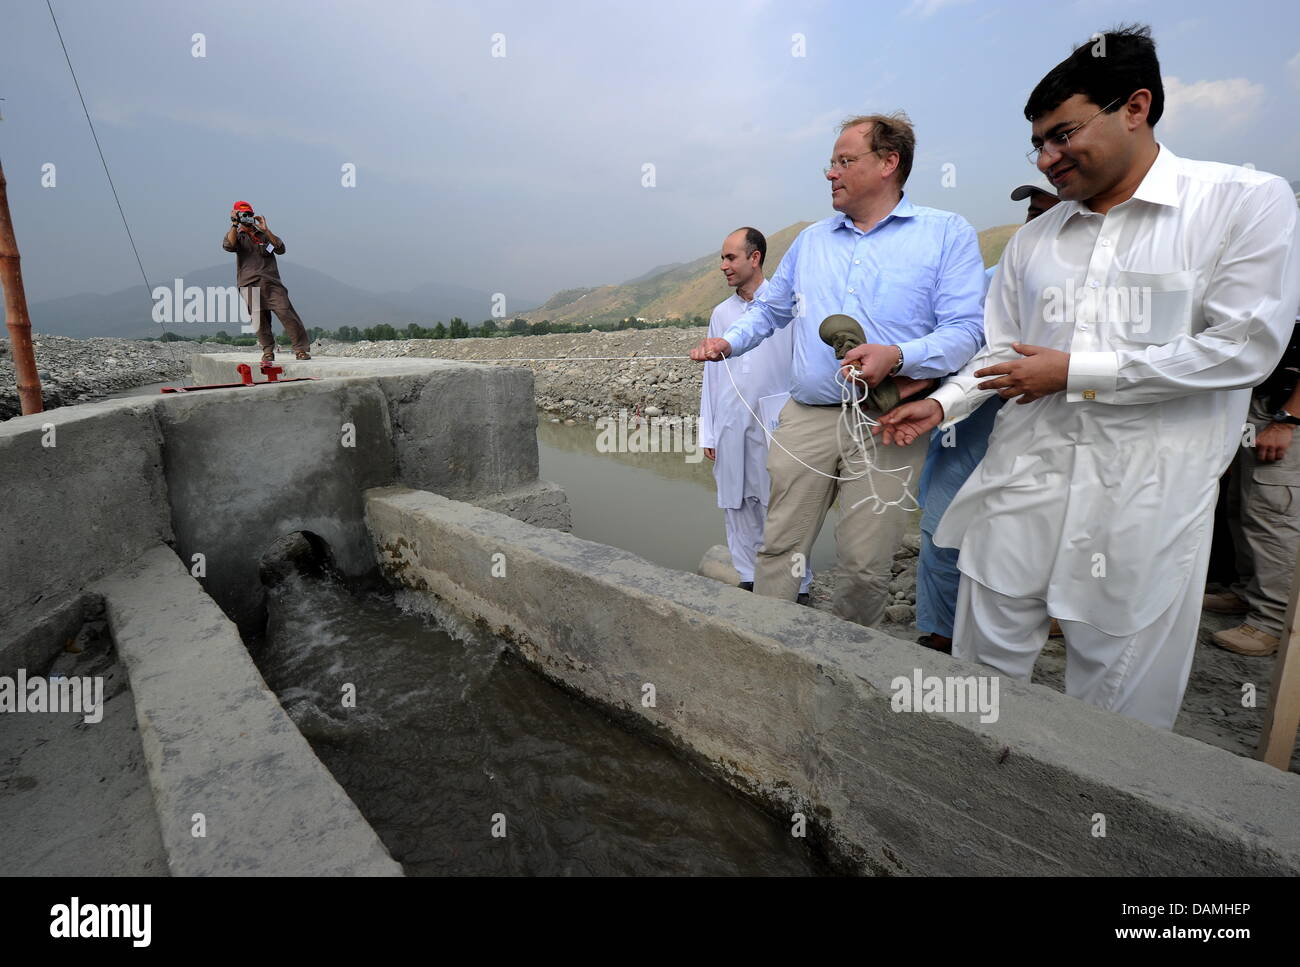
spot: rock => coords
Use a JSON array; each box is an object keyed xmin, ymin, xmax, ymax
[
  {"xmin": 884, "ymin": 604, "xmax": 914, "ymax": 623},
  {"xmin": 888, "ymin": 573, "xmax": 915, "ymax": 595},
  {"xmin": 644, "ymin": 405, "xmax": 662, "ymax": 417},
  {"xmin": 698, "ymin": 544, "xmax": 742, "ymax": 586},
  {"xmin": 900, "ymin": 532, "xmax": 922, "ymax": 555}
]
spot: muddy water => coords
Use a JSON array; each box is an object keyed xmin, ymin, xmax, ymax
[
  {"xmin": 535, "ymin": 415, "xmax": 843, "ymax": 574},
  {"xmin": 249, "ymin": 574, "xmax": 830, "ymax": 876}
]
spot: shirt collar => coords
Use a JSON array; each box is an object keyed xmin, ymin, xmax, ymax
[
  {"xmin": 834, "ymin": 192, "xmax": 917, "ymax": 233},
  {"xmin": 1129, "ymin": 143, "xmax": 1181, "ymax": 209},
  {"xmin": 1057, "ymin": 142, "xmax": 1181, "ymax": 221}
]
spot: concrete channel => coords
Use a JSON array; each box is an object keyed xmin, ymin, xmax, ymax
[{"xmin": 2, "ymin": 353, "xmax": 1298, "ymax": 875}]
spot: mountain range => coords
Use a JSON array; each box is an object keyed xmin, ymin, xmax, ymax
[
  {"xmin": 28, "ymin": 219, "xmax": 1023, "ymax": 339},
  {"xmin": 27, "ymin": 265, "xmax": 544, "ymax": 340}
]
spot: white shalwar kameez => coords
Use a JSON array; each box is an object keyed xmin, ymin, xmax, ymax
[
  {"xmin": 699, "ymin": 280, "xmax": 809, "ymax": 590},
  {"xmin": 930, "ymin": 145, "xmax": 1300, "ymax": 729}
]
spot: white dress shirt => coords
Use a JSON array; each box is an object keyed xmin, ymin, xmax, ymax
[
  {"xmin": 699, "ymin": 280, "xmax": 794, "ymax": 508},
  {"xmin": 932, "ymin": 144, "xmax": 1300, "ymax": 635}
]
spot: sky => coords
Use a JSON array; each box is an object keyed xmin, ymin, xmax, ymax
[{"xmin": 3, "ymin": 0, "xmax": 1298, "ymax": 312}]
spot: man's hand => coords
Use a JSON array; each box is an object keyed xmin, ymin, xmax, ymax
[
  {"xmin": 690, "ymin": 337, "xmax": 732, "ymax": 362},
  {"xmin": 975, "ymin": 343, "xmax": 1069, "ymax": 404},
  {"xmin": 840, "ymin": 343, "xmax": 900, "ymax": 388},
  {"xmin": 1256, "ymin": 423, "xmax": 1294, "ymax": 463},
  {"xmin": 253, "ymin": 215, "xmax": 269, "ymax": 232},
  {"xmin": 703, "ymin": 447, "xmax": 716, "ymax": 461},
  {"xmin": 875, "ymin": 398, "xmax": 943, "ymax": 446}
]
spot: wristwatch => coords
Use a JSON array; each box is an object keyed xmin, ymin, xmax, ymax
[
  {"xmin": 1271, "ymin": 408, "xmax": 1300, "ymax": 426},
  {"xmin": 888, "ymin": 346, "xmax": 904, "ymax": 378}
]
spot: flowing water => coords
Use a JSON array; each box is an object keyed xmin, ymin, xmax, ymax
[{"xmin": 249, "ymin": 572, "xmax": 829, "ymax": 876}]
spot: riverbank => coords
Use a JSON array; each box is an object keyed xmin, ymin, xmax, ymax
[{"xmin": 316, "ymin": 329, "xmax": 708, "ymax": 421}]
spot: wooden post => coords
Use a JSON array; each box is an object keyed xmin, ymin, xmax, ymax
[
  {"xmin": 1257, "ymin": 547, "xmax": 1300, "ymax": 769},
  {"xmin": 0, "ymin": 158, "xmax": 44, "ymax": 415}
]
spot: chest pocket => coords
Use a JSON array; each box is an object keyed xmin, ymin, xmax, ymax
[
  {"xmin": 1109, "ymin": 268, "xmax": 1196, "ymax": 345},
  {"xmin": 876, "ymin": 266, "xmax": 934, "ymax": 329}
]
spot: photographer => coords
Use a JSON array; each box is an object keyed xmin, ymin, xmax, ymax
[{"xmin": 222, "ymin": 200, "xmax": 312, "ymax": 361}]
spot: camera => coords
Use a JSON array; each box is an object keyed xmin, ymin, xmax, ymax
[{"xmin": 236, "ymin": 211, "xmax": 257, "ymax": 226}]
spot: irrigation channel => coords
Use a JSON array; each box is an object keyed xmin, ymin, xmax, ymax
[{"xmin": 248, "ymin": 564, "xmax": 831, "ymax": 876}]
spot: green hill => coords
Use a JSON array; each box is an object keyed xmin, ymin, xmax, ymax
[{"xmin": 525, "ymin": 221, "xmax": 1020, "ymax": 326}]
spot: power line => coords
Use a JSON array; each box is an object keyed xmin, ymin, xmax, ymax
[{"xmin": 46, "ymin": 0, "xmax": 187, "ymax": 379}]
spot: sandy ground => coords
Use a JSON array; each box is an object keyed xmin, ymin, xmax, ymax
[{"xmin": 0, "ymin": 625, "xmax": 168, "ymax": 875}]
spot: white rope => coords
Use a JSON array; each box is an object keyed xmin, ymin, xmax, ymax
[
  {"xmin": 477, "ymin": 350, "xmax": 920, "ymax": 515},
  {"xmin": 717, "ymin": 355, "xmax": 919, "ymax": 516}
]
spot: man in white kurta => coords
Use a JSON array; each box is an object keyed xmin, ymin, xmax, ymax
[
  {"xmin": 876, "ymin": 28, "xmax": 1300, "ymax": 729},
  {"xmin": 698, "ymin": 228, "xmax": 809, "ymax": 594}
]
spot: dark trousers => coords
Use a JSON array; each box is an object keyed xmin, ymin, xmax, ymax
[{"xmin": 242, "ymin": 278, "xmax": 309, "ymax": 355}]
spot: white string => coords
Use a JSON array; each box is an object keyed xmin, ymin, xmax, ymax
[
  {"xmin": 717, "ymin": 355, "xmax": 919, "ymax": 516},
  {"xmin": 477, "ymin": 350, "xmax": 921, "ymax": 516}
]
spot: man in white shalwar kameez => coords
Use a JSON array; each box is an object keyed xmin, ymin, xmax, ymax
[
  {"xmin": 876, "ymin": 25, "xmax": 1300, "ymax": 729},
  {"xmin": 699, "ymin": 228, "xmax": 810, "ymax": 596}
]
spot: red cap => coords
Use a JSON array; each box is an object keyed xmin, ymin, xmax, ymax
[{"xmin": 232, "ymin": 200, "xmax": 253, "ymax": 211}]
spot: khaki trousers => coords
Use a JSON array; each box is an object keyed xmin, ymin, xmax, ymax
[
  {"xmin": 243, "ymin": 278, "xmax": 311, "ymax": 355},
  {"xmin": 754, "ymin": 399, "xmax": 928, "ymax": 627},
  {"xmin": 1227, "ymin": 396, "xmax": 1300, "ymax": 636}
]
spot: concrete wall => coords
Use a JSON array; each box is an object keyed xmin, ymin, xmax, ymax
[
  {"xmin": 366, "ymin": 486, "xmax": 1300, "ymax": 877},
  {"xmin": 92, "ymin": 545, "xmax": 401, "ymax": 875},
  {"xmin": 0, "ymin": 396, "xmax": 172, "ymax": 667},
  {"xmin": 2, "ymin": 356, "xmax": 569, "ymax": 654},
  {"xmin": 192, "ymin": 354, "xmax": 555, "ymax": 505},
  {"xmin": 157, "ymin": 378, "xmax": 396, "ymax": 633}
]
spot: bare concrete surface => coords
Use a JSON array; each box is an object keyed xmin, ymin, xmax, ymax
[
  {"xmin": 92, "ymin": 544, "xmax": 401, "ymax": 876},
  {"xmin": 0, "ymin": 620, "xmax": 168, "ymax": 875},
  {"xmin": 368, "ymin": 486, "xmax": 1300, "ymax": 876},
  {"xmin": 0, "ymin": 395, "xmax": 172, "ymax": 665},
  {"xmin": 800, "ymin": 566, "xmax": 1300, "ymax": 774}
]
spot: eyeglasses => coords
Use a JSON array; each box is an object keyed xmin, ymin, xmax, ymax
[
  {"xmin": 823, "ymin": 153, "xmax": 872, "ymax": 176},
  {"xmin": 1025, "ymin": 97, "xmax": 1123, "ymax": 165}
]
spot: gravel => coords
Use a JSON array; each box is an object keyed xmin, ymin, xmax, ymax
[
  {"xmin": 0, "ymin": 334, "xmax": 215, "ymax": 421},
  {"xmin": 314, "ymin": 329, "xmax": 709, "ymax": 422}
]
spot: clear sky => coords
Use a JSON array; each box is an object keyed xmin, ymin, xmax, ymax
[{"xmin": 3, "ymin": 0, "xmax": 1298, "ymax": 309}]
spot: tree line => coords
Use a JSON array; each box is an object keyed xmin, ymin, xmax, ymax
[{"xmin": 147, "ymin": 315, "xmax": 710, "ymax": 345}]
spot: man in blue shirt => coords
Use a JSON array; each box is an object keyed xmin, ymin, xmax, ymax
[{"xmin": 690, "ymin": 112, "xmax": 986, "ymax": 627}]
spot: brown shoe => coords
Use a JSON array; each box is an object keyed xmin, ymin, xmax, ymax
[
  {"xmin": 1203, "ymin": 590, "xmax": 1249, "ymax": 614},
  {"xmin": 295, "ymin": 351, "xmax": 312, "ymax": 360},
  {"xmin": 1212, "ymin": 623, "xmax": 1279, "ymax": 657},
  {"xmin": 1047, "ymin": 618, "xmax": 1064, "ymax": 638},
  {"xmin": 261, "ymin": 350, "xmax": 275, "ymax": 362},
  {"xmin": 917, "ymin": 633, "xmax": 953, "ymax": 654}
]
